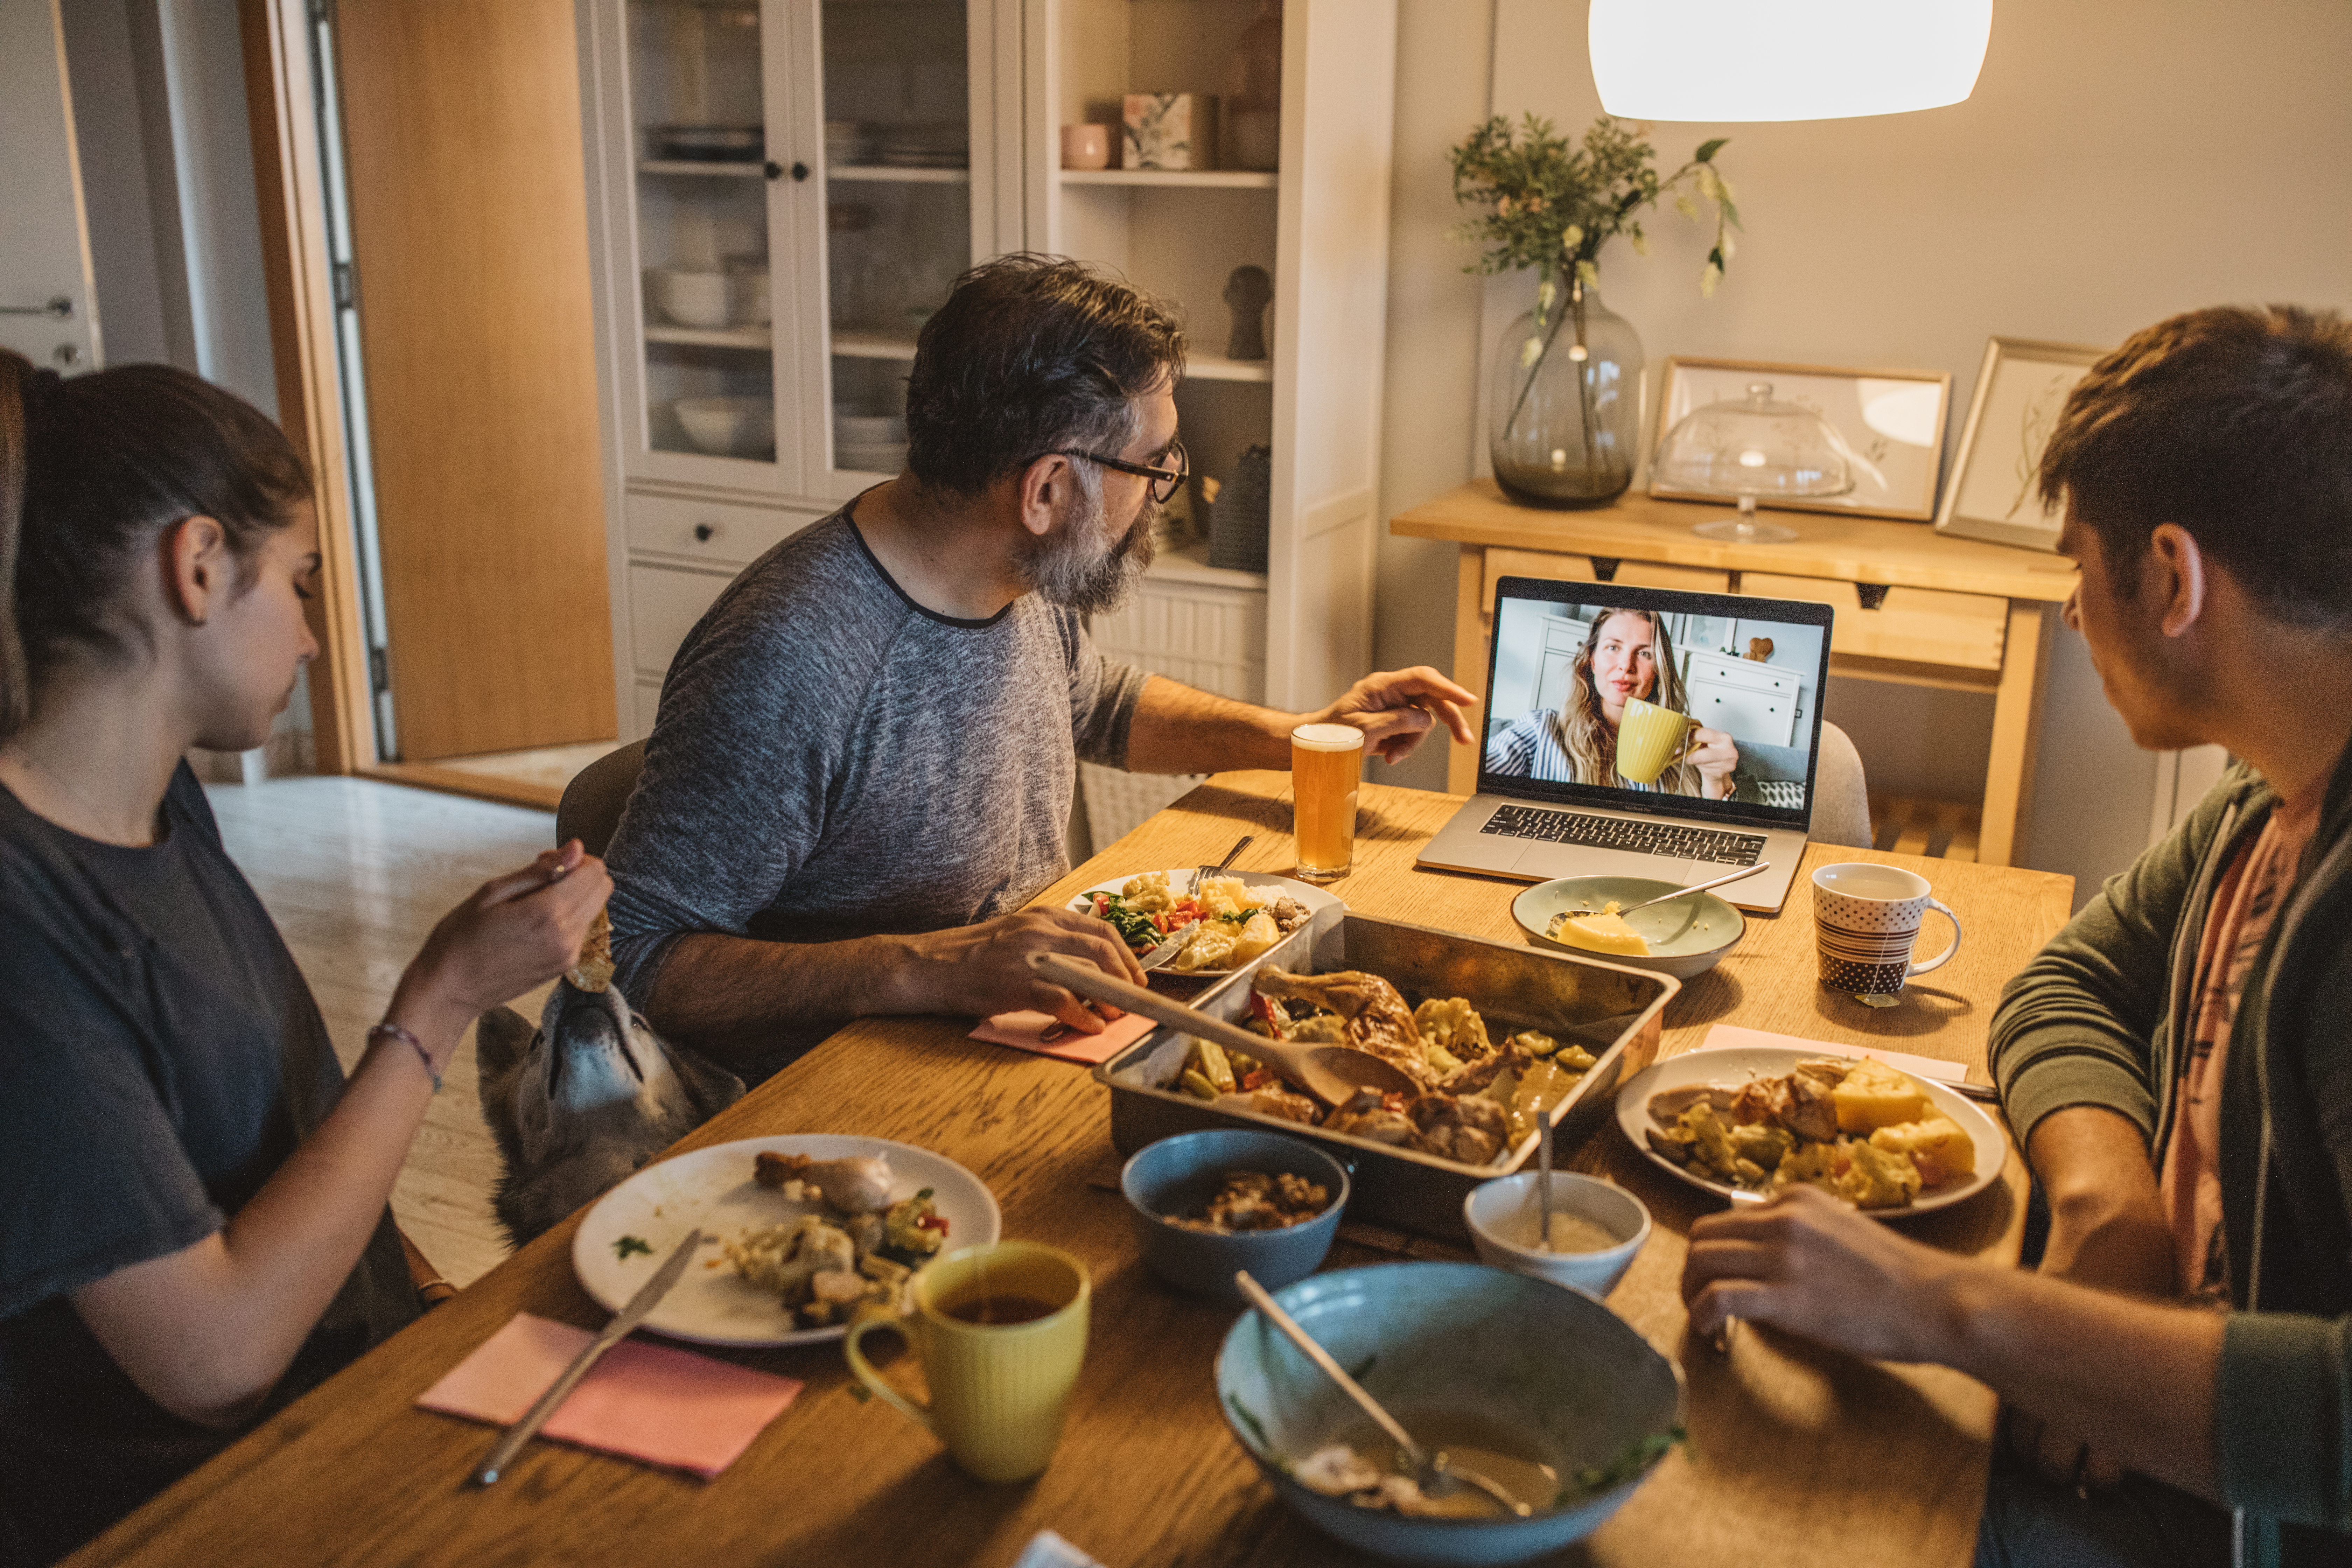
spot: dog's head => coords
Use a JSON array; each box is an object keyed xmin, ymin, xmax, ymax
[{"xmin": 476, "ymin": 980, "xmax": 744, "ymax": 1247}]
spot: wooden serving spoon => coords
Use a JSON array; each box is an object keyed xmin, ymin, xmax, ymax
[{"xmin": 1028, "ymin": 952, "xmax": 1420, "ymax": 1106}]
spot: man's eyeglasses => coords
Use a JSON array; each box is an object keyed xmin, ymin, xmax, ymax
[{"xmin": 1051, "ymin": 440, "xmax": 1189, "ymax": 505}]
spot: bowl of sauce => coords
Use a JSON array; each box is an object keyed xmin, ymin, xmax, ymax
[{"xmin": 1462, "ymin": 1171, "xmax": 1651, "ymax": 1297}]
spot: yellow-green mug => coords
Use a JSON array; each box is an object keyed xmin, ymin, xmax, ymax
[
  {"xmin": 842, "ymin": 1241, "xmax": 1090, "ymax": 1482},
  {"xmin": 1615, "ymin": 696, "xmax": 1695, "ymax": 784}
]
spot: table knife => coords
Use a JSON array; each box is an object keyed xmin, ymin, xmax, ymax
[{"xmin": 471, "ymin": 1227, "xmax": 705, "ymax": 1485}]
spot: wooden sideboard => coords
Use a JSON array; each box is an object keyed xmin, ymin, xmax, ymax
[{"xmin": 1389, "ymin": 482, "xmax": 2081, "ymax": 866}]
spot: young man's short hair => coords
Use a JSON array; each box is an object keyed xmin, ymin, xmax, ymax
[
  {"xmin": 2039, "ymin": 304, "xmax": 2352, "ymax": 629},
  {"xmin": 903, "ymin": 255, "xmax": 1185, "ymax": 495}
]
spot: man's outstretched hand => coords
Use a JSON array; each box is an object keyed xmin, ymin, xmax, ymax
[{"xmin": 1311, "ymin": 667, "xmax": 1479, "ymax": 764}]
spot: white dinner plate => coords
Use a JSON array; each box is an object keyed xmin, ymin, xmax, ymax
[
  {"xmin": 1066, "ymin": 868, "xmax": 1342, "ymax": 977},
  {"xmin": 572, "ymin": 1134, "xmax": 1001, "ymax": 1347},
  {"xmin": 1613, "ymin": 1046, "xmax": 2005, "ymax": 1218}
]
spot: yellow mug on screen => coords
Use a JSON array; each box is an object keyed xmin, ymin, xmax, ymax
[
  {"xmin": 842, "ymin": 1241, "xmax": 1090, "ymax": 1482},
  {"xmin": 1615, "ymin": 697, "xmax": 1695, "ymax": 784}
]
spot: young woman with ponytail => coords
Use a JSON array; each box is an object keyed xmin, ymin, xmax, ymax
[{"xmin": 0, "ymin": 351, "xmax": 610, "ymax": 1565}]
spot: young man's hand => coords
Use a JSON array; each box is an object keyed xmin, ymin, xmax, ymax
[
  {"xmin": 1681, "ymin": 1184, "xmax": 1972, "ymax": 1362},
  {"xmin": 1311, "ymin": 667, "xmax": 1479, "ymax": 764}
]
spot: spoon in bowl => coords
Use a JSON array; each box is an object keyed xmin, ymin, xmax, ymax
[
  {"xmin": 1586, "ymin": 861, "xmax": 1771, "ymax": 919},
  {"xmin": 1235, "ymin": 1270, "xmax": 1533, "ymax": 1518}
]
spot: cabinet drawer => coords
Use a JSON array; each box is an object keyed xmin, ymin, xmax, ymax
[
  {"xmin": 626, "ymin": 491, "xmax": 821, "ymax": 568},
  {"xmin": 1741, "ymin": 573, "xmax": 2008, "ymax": 670},
  {"xmin": 1686, "ymin": 647, "xmax": 1800, "ymax": 698},
  {"xmin": 627, "ymin": 563, "xmax": 734, "ymax": 678}
]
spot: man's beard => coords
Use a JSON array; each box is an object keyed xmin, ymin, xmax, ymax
[{"xmin": 1022, "ymin": 485, "xmax": 1157, "ymax": 615}]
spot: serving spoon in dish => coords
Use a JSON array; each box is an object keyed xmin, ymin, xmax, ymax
[
  {"xmin": 1029, "ymin": 952, "xmax": 1419, "ymax": 1106},
  {"xmin": 1235, "ymin": 1270, "xmax": 1534, "ymax": 1518}
]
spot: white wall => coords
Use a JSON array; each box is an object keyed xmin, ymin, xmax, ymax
[
  {"xmin": 61, "ymin": 0, "xmax": 309, "ymax": 769},
  {"xmin": 1376, "ymin": 0, "xmax": 2352, "ymax": 905}
]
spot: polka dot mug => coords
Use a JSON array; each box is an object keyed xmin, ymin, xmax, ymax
[{"xmin": 1811, "ymin": 861, "xmax": 1962, "ymax": 1003}]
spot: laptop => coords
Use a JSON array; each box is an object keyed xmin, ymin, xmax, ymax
[{"xmin": 1416, "ymin": 577, "xmax": 1837, "ymax": 913}]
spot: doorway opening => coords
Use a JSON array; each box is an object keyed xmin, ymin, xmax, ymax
[{"xmin": 286, "ymin": 0, "xmax": 617, "ymax": 810}]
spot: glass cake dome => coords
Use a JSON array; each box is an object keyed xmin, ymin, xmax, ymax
[{"xmin": 1652, "ymin": 380, "xmax": 1855, "ymax": 544}]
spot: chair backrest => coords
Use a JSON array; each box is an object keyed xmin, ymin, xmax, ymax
[
  {"xmin": 1807, "ymin": 721, "xmax": 1872, "ymax": 850},
  {"xmin": 556, "ymin": 740, "xmax": 646, "ymax": 859}
]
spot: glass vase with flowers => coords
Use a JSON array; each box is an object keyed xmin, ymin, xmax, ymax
[{"xmin": 1450, "ymin": 116, "xmax": 1742, "ymax": 507}]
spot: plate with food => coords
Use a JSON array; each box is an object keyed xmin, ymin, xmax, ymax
[
  {"xmin": 1068, "ymin": 868, "xmax": 1339, "ymax": 977},
  {"xmin": 1613, "ymin": 1047, "xmax": 2002, "ymax": 1216},
  {"xmin": 572, "ymin": 1134, "xmax": 1001, "ymax": 1347}
]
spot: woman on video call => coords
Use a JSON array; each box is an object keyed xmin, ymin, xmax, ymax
[{"xmin": 1483, "ymin": 606, "xmax": 1741, "ymax": 797}]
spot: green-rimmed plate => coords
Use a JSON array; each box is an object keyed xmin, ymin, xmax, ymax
[{"xmin": 1511, "ymin": 875, "xmax": 1744, "ymax": 980}]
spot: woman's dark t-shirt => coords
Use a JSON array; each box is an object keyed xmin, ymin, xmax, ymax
[{"xmin": 0, "ymin": 765, "xmax": 415, "ymax": 1565}]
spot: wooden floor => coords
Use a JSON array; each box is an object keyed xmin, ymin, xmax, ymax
[{"xmin": 205, "ymin": 775, "xmax": 560, "ymax": 1286}]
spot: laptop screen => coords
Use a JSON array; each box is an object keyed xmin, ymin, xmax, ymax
[{"xmin": 1478, "ymin": 577, "xmax": 1836, "ymax": 831}]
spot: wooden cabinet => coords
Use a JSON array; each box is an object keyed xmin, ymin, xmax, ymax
[{"xmin": 580, "ymin": 0, "xmax": 1392, "ymax": 746}]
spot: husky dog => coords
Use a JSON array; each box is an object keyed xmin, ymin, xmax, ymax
[{"xmin": 476, "ymin": 979, "xmax": 744, "ymax": 1246}]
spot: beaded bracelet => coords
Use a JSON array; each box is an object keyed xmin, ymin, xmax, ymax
[{"xmin": 369, "ymin": 1021, "xmax": 441, "ymax": 1093}]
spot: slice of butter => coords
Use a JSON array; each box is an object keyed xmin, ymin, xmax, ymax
[{"xmin": 1556, "ymin": 906, "xmax": 1649, "ymax": 956}]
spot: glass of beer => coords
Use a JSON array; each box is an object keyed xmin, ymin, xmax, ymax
[{"xmin": 1291, "ymin": 723, "xmax": 1364, "ymax": 882}]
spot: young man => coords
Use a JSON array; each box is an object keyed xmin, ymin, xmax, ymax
[
  {"xmin": 1680, "ymin": 305, "xmax": 2352, "ymax": 1568},
  {"xmin": 604, "ymin": 255, "xmax": 1474, "ymax": 1075}
]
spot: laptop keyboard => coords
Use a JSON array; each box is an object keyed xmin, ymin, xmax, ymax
[{"xmin": 1480, "ymin": 804, "xmax": 1767, "ymax": 866}]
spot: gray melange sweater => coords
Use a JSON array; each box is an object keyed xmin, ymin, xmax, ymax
[{"xmin": 604, "ymin": 509, "xmax": 1149, "ymax": 1062}]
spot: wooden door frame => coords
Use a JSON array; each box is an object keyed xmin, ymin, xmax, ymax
[{"xmin": 239, "ymin": 0, "xmax": 567, "ymax": 810}]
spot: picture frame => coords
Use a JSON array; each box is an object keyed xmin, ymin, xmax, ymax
[
  {"xmin": 1933, "ymin": 336, "xmax": 2108, "ymax": 552},
  {"xmin": 1649, "ymin": 356, "xmax": 1952, "ymax": 523}
]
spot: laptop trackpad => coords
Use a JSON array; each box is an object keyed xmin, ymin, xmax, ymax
[{"xmin": 1515, "ymin": 844, "xmax": 1700, "ymax": 884}]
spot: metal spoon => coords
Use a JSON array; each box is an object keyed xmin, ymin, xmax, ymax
[
  {"xmin": 1028, "ymin": 953, "xmax": 1419, "ymax": 1105},
  {"xmin": 1592, "ymin": 861, "xmax": 1772, "ymax": 919},
  {"xmin": 1538, "ymin": 1101, "xmax": 1556, "ymax": 1254},
  {"xmin": 1234, "ymin": 1270, "xmax": 1533, "ymax": 1519},
  {"xmin": 1190, "ymin": 834, "xmax": 1255, "ymax": 898}
]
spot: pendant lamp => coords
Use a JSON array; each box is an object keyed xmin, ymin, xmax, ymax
[{"xmin": 1589, "ymin": 0, "xmax": 1993, "ymax": 122}]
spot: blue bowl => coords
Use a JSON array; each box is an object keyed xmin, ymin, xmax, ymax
[
  {"xmin": 1120, "ymin": 1129, "xmax": 1350, "ymax": 1305},
  {"xmin": 1217, "ymin": 1262, "xmax": 1683, "ymax": 1566}
]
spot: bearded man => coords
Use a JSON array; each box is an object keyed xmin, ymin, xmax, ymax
[{"xmin": 603, "ymin": 255, "xmax": 1472, "ymax": 1077}]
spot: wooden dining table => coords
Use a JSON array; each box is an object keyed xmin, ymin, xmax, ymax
[{"xmin": 72, "ymin": 770, "xmax": 2075, "ymax": 1568}]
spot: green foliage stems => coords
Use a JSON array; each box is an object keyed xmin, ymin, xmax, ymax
[{"xmin": 1450, "ymin": 116, "xmax": 1743, "ymax": 476}]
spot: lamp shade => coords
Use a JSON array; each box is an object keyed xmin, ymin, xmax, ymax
[{"xmin": 1589, "ymin": 0, "xmax": 1992, "ymax": 122}]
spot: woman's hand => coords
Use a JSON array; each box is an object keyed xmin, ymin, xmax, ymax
[
  {"xmin": 1687, "ymin": 725, "xmax": 1740, "ymax": 797},
  {"xmin": 390, "ymin": 841, "xmax": 612, "ymax": 1047}
]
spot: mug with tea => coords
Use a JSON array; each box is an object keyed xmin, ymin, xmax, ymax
[
  {"xmin": 1614, "ymin": 697, "xmax": 1696, "ymax": 785},
  {"xmin": 842, "ymin": 1241, "xmax": 1090, "ymax": 1482},
  {"xmin": 1811, "ymin": 861, "xmax": 1962, "ymax": 1002}
]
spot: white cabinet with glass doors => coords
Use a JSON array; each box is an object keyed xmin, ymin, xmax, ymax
[
  {"xmin": 577, "ymin": 0, "xmax": 1394, "ymax": 742},
  {"xmin": 578, "ymin": 0, "xmax": 1017, "ymax": 727}
]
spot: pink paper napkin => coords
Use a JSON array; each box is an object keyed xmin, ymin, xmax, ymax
[
  {"xmin": 1698, "ymin": 1023, "xmax": 1967, "ymax": 1083},
  {"xmin": 417, "ymin": 1313, "xmax": 802, "ymax": 1478},
  {"xmin": 969, "ymin": 1008, "xmax": 1157, "ymax": 1065}
]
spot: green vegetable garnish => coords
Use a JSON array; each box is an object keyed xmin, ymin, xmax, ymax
[
  {"xmin": 1557, "ymin": 1427, "xmax": 1685, "ymax": 1504},
  {"xmin": 613, "ymin": 1235, "xmax": 653, "ymax": 1260}
]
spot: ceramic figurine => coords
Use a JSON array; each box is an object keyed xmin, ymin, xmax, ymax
[{"xmin": 1223, "ymin": 266, "xmax": 1273, "ymax": 360}]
